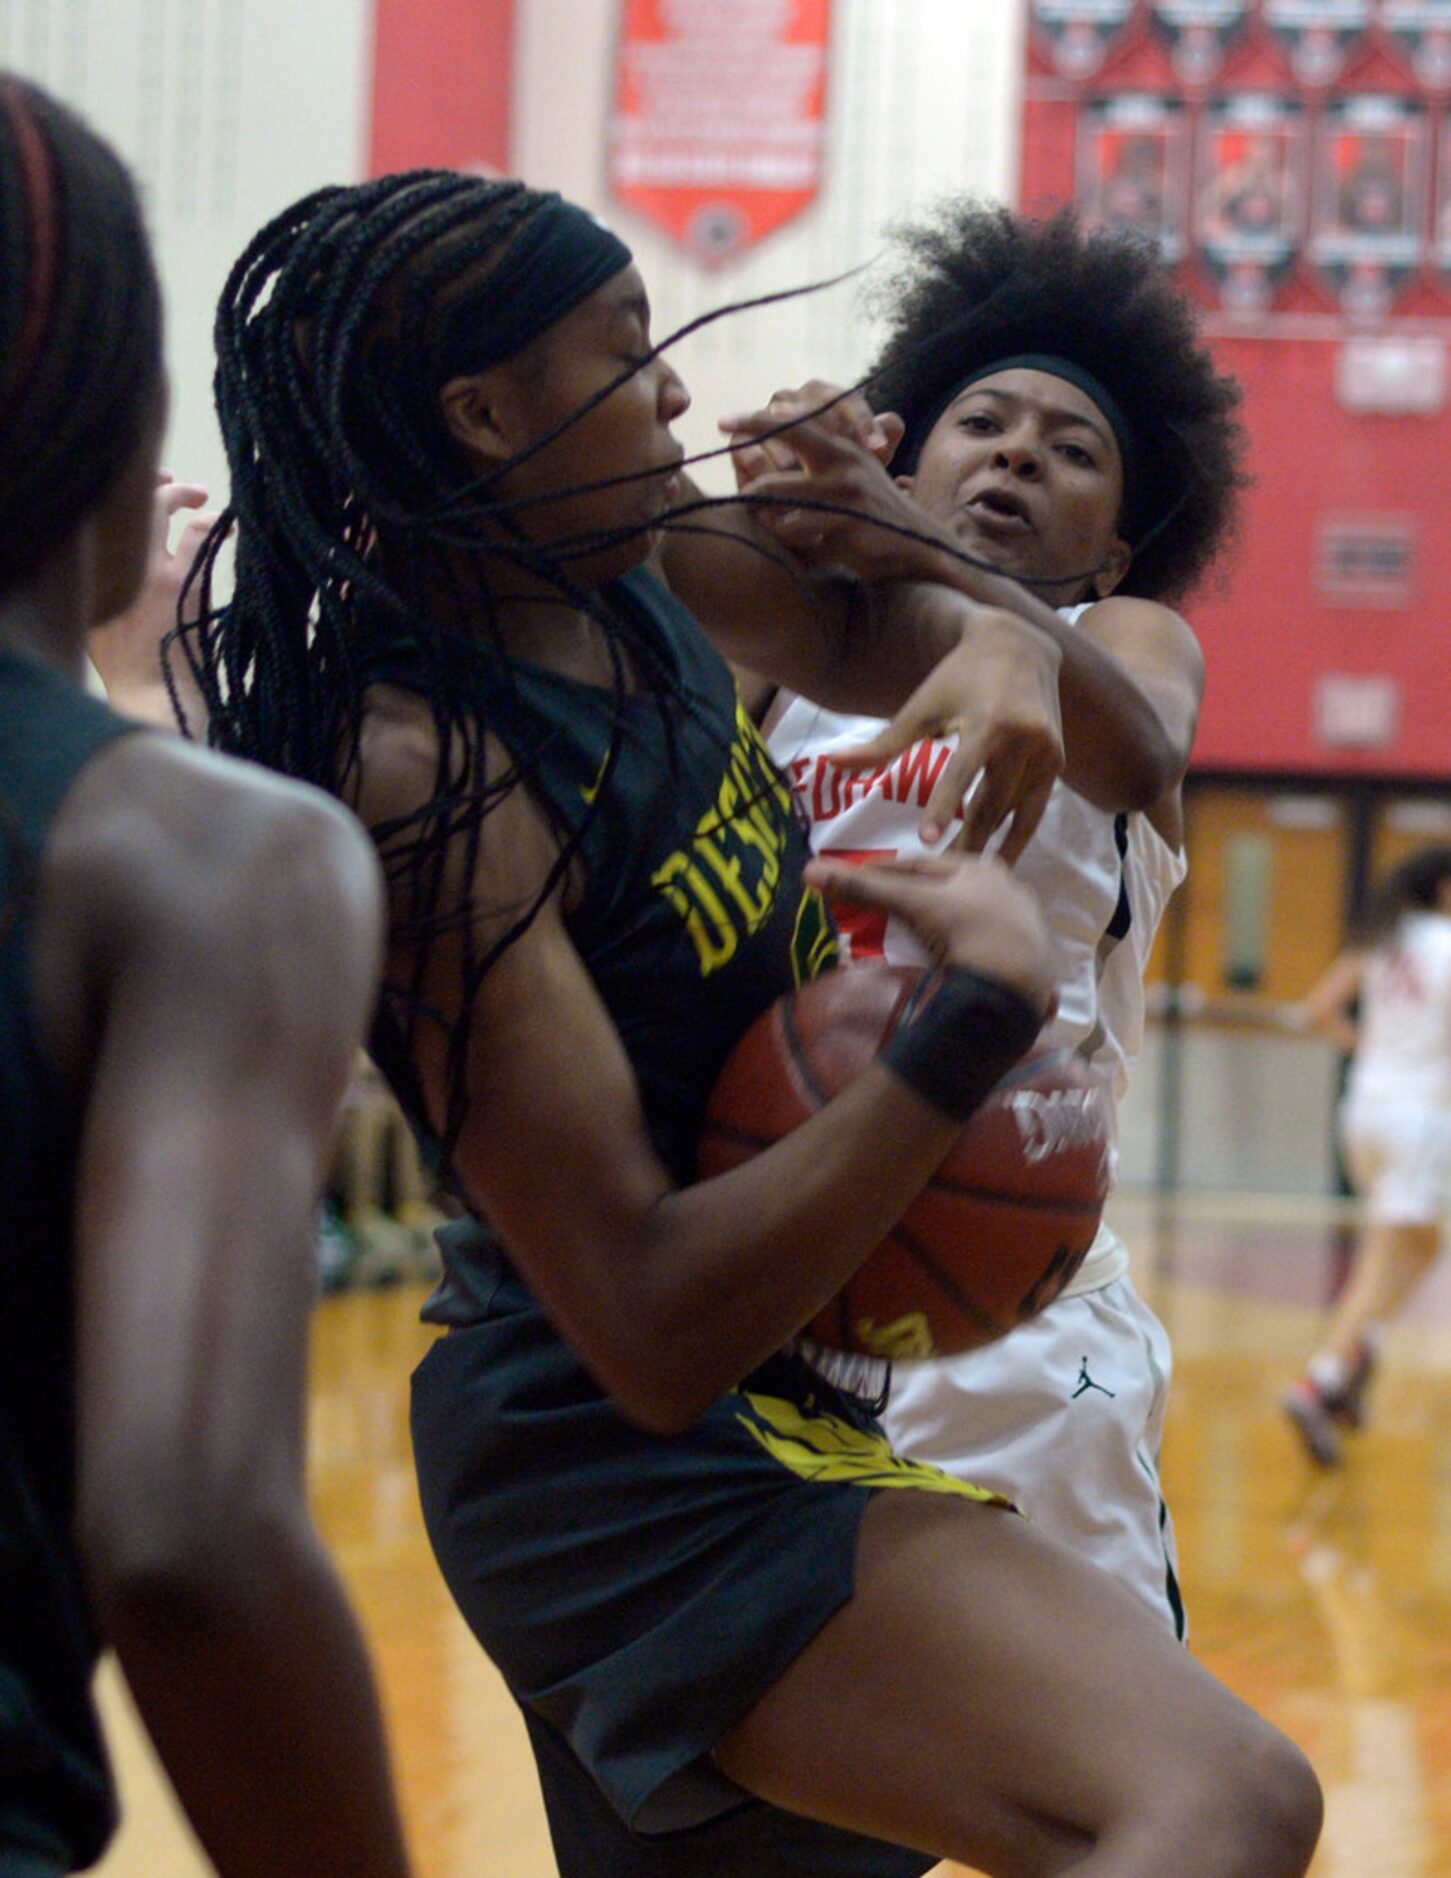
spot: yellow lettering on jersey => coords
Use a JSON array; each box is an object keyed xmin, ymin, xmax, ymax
[
  {"xmin": 652, "ymin": 699, "xmax": 799, "ymax": 977},
  {"xmin": 790, "ymin": 885, "xmax": 838, "ymax": 987},
  {"xmin": 700, "ymin": 839, "xmax": 775, "ymax": 926},
  {"xmin": 850, "ymin": 1313, "xmax": 938, "ymax": 1360},
  {"xmin": 653, "ymin": 851, "xmax": 738, "ymax": 976}
]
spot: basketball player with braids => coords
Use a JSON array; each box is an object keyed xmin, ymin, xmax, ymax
[
  {"xmin": 178, "ymin": 171, "xmax": 1321, "ymax": 1875},
  {"xmin": 737, "ymin": 201, "xmax": 1243, "ymax": 1641},
  {"xmin": 0, "ymin": 78, "xmax": 410, "ymax": 1877}
]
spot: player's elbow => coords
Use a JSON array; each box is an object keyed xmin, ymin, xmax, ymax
[
  {"xmin": 1119, "ymin": 744, "xmax": 1183, "ymax": 811},
  {"xmin": 590, "ymin": 1343, "xmax": 719, "ymax": 1436},
  {"xmin": 79, "ymin": 1462, "xmax": 307, "ymax": 1639},
  {"xmin": 1074, "ymin": 733, "xmax": 1185, "ymax": 814},
  {"xmin": 582, "ymin": 1306, "xmax": 732, "ymax": 1435}
]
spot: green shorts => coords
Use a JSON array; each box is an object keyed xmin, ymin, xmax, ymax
[{"xmin": 411, "ymin": 1251, "xmax": 1005, "ymax": 1874}]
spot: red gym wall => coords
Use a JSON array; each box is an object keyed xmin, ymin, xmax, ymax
[
  {"xmin": 364, "ymin": 2, "xmax": 1451, "ymax": 780},
  {"xmin": 1021, "ymin": 2, "xmax": 1451, "ymax": 780},
  {"xmin": 369, "ymin": 0, "xmax": 515, "ymax": 176}
]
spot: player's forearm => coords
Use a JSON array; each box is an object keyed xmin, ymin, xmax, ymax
[
  {"xmin": 881, "ymin": 556, "xmax": 1189, "ymax": 809},
  {"xmin": 603, "ymin": 1066, "xmax": 968, "ymax": 1428},
  {"xmin": 504, "ymin": 976, "xmax": 1044, "ymax": 1433},
  {"xmin": 660, "ymin": 487, "xmax": 866, "ymax": 702},
  {"xmin": 101, "ymin": 1517, "xmax": 412, "ymax": 1878}
]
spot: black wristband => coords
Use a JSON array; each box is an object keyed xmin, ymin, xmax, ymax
[{"xmin": 879, "ymin": 967, "xmax": 1044, "ymax": 1123}]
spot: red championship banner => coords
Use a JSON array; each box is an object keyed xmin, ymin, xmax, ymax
[
  {"xmin": 1031, "ymin": 0, "xmax": 1137, "ymax": 80},
  {"xmin": 1381, "ymin": 0, "xmax": 1451, "ymax": 92},
  {"xmin": 1150, "ymin": 0, "xmax": 1253, "ymax": 87},
  {"xmin": 1078, "ymin": 93, "xmax": 1190, "ymax": 260},
  {"xmin": 1262, "ymin": 0, "xmax": 1371, "ymax": 88},
  {"xmin": 1310, "ymin": 92, "xmax": 1428, "ymax": 318},
  {"xmin": 1194, "ymin": 92, "xmax": 1307, "ymax": 314},
  {"xmin": 369, "ymin": 0, "xmax": 515, "ymax": 177},
  {"xmin": 608, "ymin": 0, "xmax": 832, "ymax": 267}
]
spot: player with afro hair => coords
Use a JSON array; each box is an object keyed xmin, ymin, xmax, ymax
[
  {"xmin": 864, "ymin": 199, "xmax": 1246, "ymax": 605},
  {"xmin": 741, "ymin": 197, "xmax": 1251, "ymax": 1653}
]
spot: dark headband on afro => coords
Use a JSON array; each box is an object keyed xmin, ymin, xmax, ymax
[
  {"xmin": 902, "ymin": 350, "xmax": 1142, "ymax": 521},
  {"xmin": 866, "ymin": 203, "xmax": 1247, "ymax": 603}
]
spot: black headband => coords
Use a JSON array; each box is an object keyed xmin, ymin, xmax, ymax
[
  {"xmin": 899, "ymin": 350, "xmax": 1141, "ymax": 525},
  {"xmin": 434, "ymin": 195, "xmax": 633, "ymax": 379}
]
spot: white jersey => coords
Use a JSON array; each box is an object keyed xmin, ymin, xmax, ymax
[
  {"xmin": 1345, "ymin": 912, "xmax": 1451, "ymax": 1114},
  {"xmin": 764, "ymin": 606, "xmax": 1186, "ymax": 1296},
  {"xmin": 765, "ymin": 606, "xmax": 1191, "ymax": 1633}
]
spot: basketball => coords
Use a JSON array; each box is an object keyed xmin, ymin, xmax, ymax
[{"xmin": 697, "ymin": 964, "xmax": 1112, "ymax": 1359}]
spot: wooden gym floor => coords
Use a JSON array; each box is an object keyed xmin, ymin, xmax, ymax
[{"xmin": 93, "ymin": 1188, "xmax": 1451, "ymax": 1877}]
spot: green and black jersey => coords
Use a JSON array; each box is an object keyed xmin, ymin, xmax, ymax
[{"xmin": 0, "ymin": 647, "xmax": 136, "ymax": 1872}]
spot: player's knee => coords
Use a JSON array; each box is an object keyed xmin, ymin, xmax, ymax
[{"xmin": 1194, "ymin": 1726, "xmax": 1323, "ymax": 1875}]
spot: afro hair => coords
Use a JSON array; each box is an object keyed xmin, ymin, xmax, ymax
[{"xmin": 863, "ymin": 200, "xmax": 1248, "ymax": 604}]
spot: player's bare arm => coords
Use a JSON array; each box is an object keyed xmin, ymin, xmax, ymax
[
  {"xmin": 43, "ymin": 735, "xmax": 411, "ymax": 1878},
  {"xmin": 656, "ymin": 492, "xmax": 1064, "ymax": 858},
  {"xmin": 355, "ymin": 704, "xmax": 1053, "ymax": 1433},
  {"xmin": 87, "ymin": 475, "xmax": 216, "ymax": 735},
  {"xmin": 718, "ymin": 399, "xmax": 1203, "ymax": 822},
  {"xmin": 1299, "ymin": 948, "xmax": 1365, "ymax": 1054}
]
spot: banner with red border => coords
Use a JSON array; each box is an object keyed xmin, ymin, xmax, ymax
[{"xmin": 608, "ymin": 0, "xmax": 833, "ymax": 268}]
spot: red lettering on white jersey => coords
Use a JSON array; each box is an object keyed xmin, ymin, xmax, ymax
[
  {"xmin": 892, "ymin": 739, "xmax": 953, "ymax": 810},
  {"xmin": 818, "ymin": 846, "xmax": 895, "ymax": 959}
]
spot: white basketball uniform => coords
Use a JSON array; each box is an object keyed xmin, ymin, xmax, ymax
[
  {"xmin": 764, "ymin": 605, "xmax": 1189, "ymax": 1635},
  {"xmin": 1340, "ymin": 911, "xmax": 1451, "ymax": 1227}
]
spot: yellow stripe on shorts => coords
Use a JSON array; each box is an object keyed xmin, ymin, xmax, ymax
[{"xmin": 735, "ymin": 1389, "xmax": 1015, "ymax": 1508}]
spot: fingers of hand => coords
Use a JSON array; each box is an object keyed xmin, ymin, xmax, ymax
[
  {"xmin": 912, "ymin": 745, "xmax": 989, "ymax": 849},
  {"xmin": 804, "ymin": 854, "xmax": 955, "ymax": 911},
  {"xmin": 822, "ymin": 713, "xmax": 920, "ymax": 773},
  {"xmin": 992, "ymin": 777, "xmax": 1055, "ymax": 868},
  {"xmin": 722, "ymin": 382, "xmax": 854, "ymax": 438},
  {"xmin": 173, "ymin": 516, "xmax": 221, "ymax": 619},
  {"xmin": 783, "ymin": 419, "xmax": 863, "ymax": 474},
  {"xmin": 159, "ymin": 481, "xmax": 209, "ymax": 519},
  {"xmin": 728, "ymin": 429, "xmax": 801, "ymax": 487},
  {"xmin": 873, "ymin": 412, "xmax": 907, "ymax": 465},
  {"xmin": 151, "ymin": 483, "xmax": 208, "ymax": 558},
  {"xmin": 175, "ymin": 513, "xmax": 220, "ymax": 551},
  {"xmin": 718, "ymin": 399, "xmax": 812, "ymax": 441}
]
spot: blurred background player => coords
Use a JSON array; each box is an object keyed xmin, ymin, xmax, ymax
[
  {"xmin": 0, "ymin": 74, "xmax": 412, "ymax": 1878},
  {"xmin": 1285, "ymin": 845, "xmax": 1451, "ymax": 1466},
  {"xmin": 734, "ymin": 199, "xmax": 1246, "ymax": 1636}
]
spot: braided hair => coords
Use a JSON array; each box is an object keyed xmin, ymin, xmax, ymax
[
  {"xmin": 863, "ymin": 200, "xmax": 1248, "ymax": 604},
  {"xmin": 179, "ymin": 172, "xmax": 725, "ymax": 1154},
  {"xmin": 0, "ymin": 74, "xmax": 163, "ymax": 597}
]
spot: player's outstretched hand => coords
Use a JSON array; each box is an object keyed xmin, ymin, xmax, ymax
[
  {"xmin": 88, "ymin": 472, "xmax": 219, "ymax": 733},
  {"xmin": 805, "ymin": 850, "xmax": 1057, "ymax": 1011},
  {"xmin": 827, "ymin": 595, "xmax": 1065, "ymax": 862},
  {"xmin": 720, "ymin": 379, "xmax": 903, "ymax": 488},
  {"xmin": 721, "ymin": 408, "xmax": 931, "ymax": 584}
]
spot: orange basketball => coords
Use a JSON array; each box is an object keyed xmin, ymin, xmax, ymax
[{"xmin": 697, "ymin": 964, "xmax": 1111, "ymax": 1359}]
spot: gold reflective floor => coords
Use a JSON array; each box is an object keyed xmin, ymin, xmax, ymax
[{"xmin": 93, "ymin": 1191, "xmax": 1451, "ymax": 1877}]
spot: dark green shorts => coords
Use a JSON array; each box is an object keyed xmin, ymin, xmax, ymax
[
  {"xmin": 0, "ymin": 1850, "xmax": 68, "ymax": 1878},
  {"xmin": 411, "ymin": 1263, "xmax": 998, "ymax": 1874}
]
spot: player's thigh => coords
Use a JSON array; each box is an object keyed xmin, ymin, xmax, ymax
[
  {"xmin": 884, "ymin": 1286, "xmax": 1179, "ymax": 1626},
  {"xmin": 885, "ymin": 1284, "xmax": 1169, "ymax": 1480},
  {"xmin": 1346, "ymin": 1105, "xmax": 1447, "ymax": 1226},
  {"xmin": 715, "ymin": 1487, "xmax": 1301, "ymax": 1868}
]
